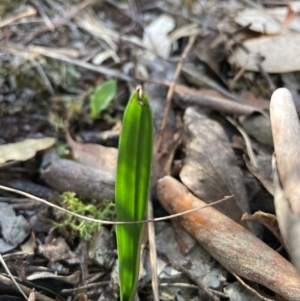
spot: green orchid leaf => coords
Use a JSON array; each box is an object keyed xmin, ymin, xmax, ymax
[
  {"xmin": 90, "ymin": 80, "xmax": 117, "ymax": 119},
  {"xmin": 115, "ymin": 86, "xmax": 153, "ymax": 301}
]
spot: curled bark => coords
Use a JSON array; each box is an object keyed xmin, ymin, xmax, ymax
[
  {"xmin": 157, "ymin": 176, "xmax": 300, "ymax": 301},
  {"xmin": 41, "ymin": 159, "xmax": 115, "ymax": 201},
  {"xmin": 270, "ymin": 88, "xmax": 300, "ymax": 274}
]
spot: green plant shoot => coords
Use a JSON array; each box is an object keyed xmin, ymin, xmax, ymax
[
  {"xmin": 90, "ymin": 80, "xmax": 117, "ymax": 119},
  {"xmin": 115, "ymin": 86, "xmax": 153, "ymax": 301}
]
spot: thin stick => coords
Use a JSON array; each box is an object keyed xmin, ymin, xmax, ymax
[
  {"xmin": 0, "ymin": 274, "xmax": 56, "ymax": 301},
  {"xmin": 230, "ymin": 36, "xmax": 276, "ymax": 93},
  {"xmin": 156, "ymin": 35, "xmax": 197, "ymax": 152},
  {"xmin": 0, "ymin": 44, "xmax": 131, "ymax": 82},
  {"xmin": 0, "ymin": 8, "xmax": 37, "ymax": 28},
  {"xmin": 168, "ymin": 258, "xmax": 220, "ymax": 301},
  {"xmin": 24, "ymin": 1, "xmax": 90, "ymax": 44},
  {"xmin": 233, "ymin": 273, "xmax": 275, "ymax": 301},
  {"xmin": 0, "ymin": 254, "xmax": 28, "ymax": 300},
  {"xmin": 0, "ymin": 185, "xmax": 232, "ymax": 225},
  {"xmin": 147, "ymin": 200, "xmax": 159, "ymax": 301},
  {"xmin": 30, "ymin": 0, "xmax": 54, "ymax": 31},
  {"xmin": 225, "ymin": 116, "xmax": 257, "ymax": 168}
]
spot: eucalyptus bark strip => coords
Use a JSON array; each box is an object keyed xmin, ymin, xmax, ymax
[
  {"xmin": 270, "ymin": 88, "xmax": 300, "ymax": 274},
  {"xmin": 42, "ymin": 159, "xmax": 115, "ymax": 201},
  {"xmin": 157, "ymin": 176, "xmax": 300, "ymax": 301},
  {"xmin": 270, "ymin": 88, "xmax": 300, "ymax": 214}
]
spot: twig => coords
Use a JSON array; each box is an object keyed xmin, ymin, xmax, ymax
[
  {"xmin": 24, "ymin": 1, "xmax": 90, "ymax": 44},
  {"xmin": 29, "ymin": 0, "xmax": 54, "ymax": 31},
  {"xmin": 0, "ymin": 184, "xmax": 232, "ymax": 225},
  {"xmin": 61, "ymin": 281, "xmax": 110, "ymax": 294},
  {"xmin": 168, "ymin": 258, "xmax": 220, "ymax": 301},
  {"xmin": 0, "ymin": 8, "xmax": 37, "ymax": 28},
  {"xmin": 157, "ymin": 34, "xmax": 197, "ymax": 152},
  {"xmin": 197, "ymin": 1, "xmax": 276, "ymax": 94},
  {"xmin": 0, "ymin": 273, "xmax": 56, "ymax": 301},
  {"xmin": 31, "ymin": 59, "xmax": 55, "ymax": 95},
  {"xmin": 141, "ymin": 2, "xmax": 203, "ymax": 26},
  {"xmin": 233, "ymin": 273, "xmax": 275, "ymax": 301},
  {"xmin": 0, "ymin": 254, "xmax": 28, "ymax": 300},
  {"xmin": 225, "ymin": 116, "xmax": 257, "ymax": 167},
  {"xmin": 147, "ymin": 200, "xmax": 159, "ymax": 301},
  {"xmin": 230, "ymin": 35, "xmax": 276, "ymax": 93},
  {"xmin": 0, "ymin": 44, "xmax": 131, "ymax": 82}
]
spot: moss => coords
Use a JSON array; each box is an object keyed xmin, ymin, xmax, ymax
[{"xmin": 53, "ymin": 191, "xmax": 115, "ymax": 241}]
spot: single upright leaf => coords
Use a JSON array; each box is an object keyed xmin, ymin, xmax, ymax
[
  {"xmin": 115, "ymin": 87, "xmax": 153, "ymax": 301},
  {"xmin": 90, "ymin": 80, "xmax": 117, "ymax": 119}
]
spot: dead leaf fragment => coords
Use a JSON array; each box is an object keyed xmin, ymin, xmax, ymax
[
  {"xmin": 0, "ymin": 138, "xmax": 55, "ymax": 164},
  {"xmin": 142, "ymin": 14, "xmax": 175, "ymax": 59},
  {"xmin": 244, "ymin": 155, "xmax": 273, "ymax": 195},
  {"xmin": 156, "ymin": 224, "xmax": 226, "ymax": 301},
  {"xmin": 66, "ymin": 131, "xmax": 117, "ymax": 174},
  {"xmin": 170, "ymin": 218, "xmax": 197, "ymax": 255},
  {"xmin": 235, "ymin": 4, "xmax": 300, "ymax": 34},
  {"xmin": 180, "ymin": 107, "xmax": 250, "ymax": 226},
  {"xmin": 38, "ymin": 237, "xmax": 74, "ymax": 262},
  {"xmin": 28, "ymin": 288, "xmax": 36, "ymax": 301},
  {"xmin": 157, "ymin": 176, "xmax": 300, "ymax": 301},
  {"xmin": 229, "ymin": 33, "xmax": 300, "ymax": 73},
  {"xmin": 27, "ymin": 270, "xmax": 81, "ymax": 285},
  {"xmin": 88, "ymin": 227, "xmax": 115, "ymax": 268},
  {"xmin": 0, "ymin": 203, "xmax": 31, "ymax": 253},
  {"xmin": 239, "ymin": 113, "xmax": 273, "ymax": 147},
  {"xmin": 224, "ymin": 282, "xmax": 262, "ymax": 301},
  {"xmin": 241, "ymin": 211, "xmax": 285, "ymax": 249},
  {"xmin": 182, "ymin": 64, "xmax": 242, "ymax": 102}
]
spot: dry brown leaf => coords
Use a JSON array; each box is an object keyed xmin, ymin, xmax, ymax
[
  {"xmin": 241, "ymin": 211, "xmax": 285, "ymax": 249},
  {"xmin": 170, "ymin": 218, "xmax": 197, "ymax": 255},
  {"xmin": 27, "ymin": 270, "xmax": 81, "ymax": 285},
  {"xmin": 66, "ymin": 131, "xmax": 117, "ymax": 174},
  {"xmin": 157, "ymin": 176, "xmax": 300, "ymax": 301},
  {"xmin": 182, "ymin": 64, "xmax": 242, "ymax": 102},
  {"xmin": 235, "ymin": 3, "xmax": 300, "ymax": 34},
  {"xmin": 239, "ymin": 112, "xmax": 273, "ymax": 147},
  {"xmin": 281, "ymin": 3, "xmax": 299, "ymax": 32},
  {"xmin": 0, "ymin": 138, "xmax": 55, "ymax": 164},
  {"xmin": 168, "ymin": 23, "xmax": 202, "ymax": 41},
  {"xmin": 244, "ymin": 155, "xmax": 273, "ymax": 196},
  {"xmin": 75, "ymin": 11, "xmax": 118, "ymax": 51},
  {"xmin": 229, "ymin": 33, "xmax": 300, "ymax": 73},
  {"xmin": 156, "ymin": 224, "xmax": 224, "ymax": 301},
  {"xmin": 239, "ymin": 90, "xmax": 270, "ymax": 110},
  {"xmin": 0, "ymin": 203, "xmax": 31, "ymax": 253},
  {"xmin": 180, "ymin": 107, "xmax": 250, "ymax": 227},
  {"xmin": 142, "ymin": 14, "xmax": 175, "ymax": 59}
]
